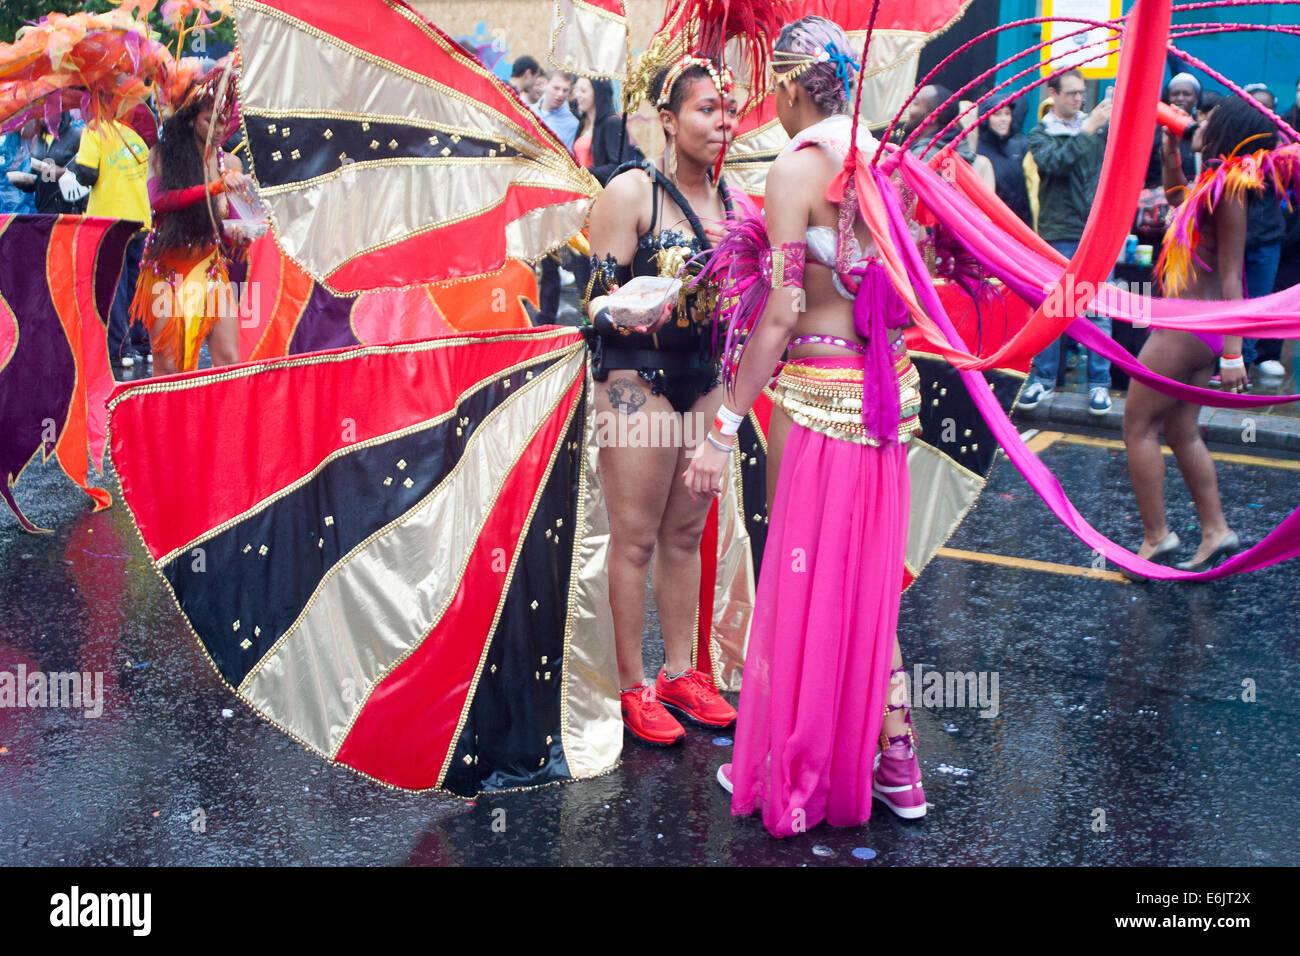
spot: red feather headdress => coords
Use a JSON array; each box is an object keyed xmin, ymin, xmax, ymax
[{"xmin": 623, "ymin": 1, "xmax": 789, "ymax": 179}]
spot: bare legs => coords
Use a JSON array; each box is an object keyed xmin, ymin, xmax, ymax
[
  {"xmin": 149, "ymin": 339, "xmax": 179, "ymax": 377},
  {"xmin": 882, "ymin": 638, "xmax": 909, "ymax": 738},
  {"xmin": 207, "ymin": 308, "xmax": 241, "ymax": 368},
  {"xmin": 148, "ymin": 289, "xmax": 241, "ymax": 377},
  {"xmin": 596, "ymin": 371, "xmax": 716, "ymax": 688},
  {"xmin": 1122, "ymin": 330, "xmax": 1233, "ymax": 564}
]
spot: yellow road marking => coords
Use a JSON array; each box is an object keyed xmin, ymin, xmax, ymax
[
  {"xmin": 1026, "ymin": 430, "xmax": 1066, "ymax": 453},
  {"xmin": 937, "ymin": 547, "xmax": 1130, "ymax": 583},
  {"xmin": 1050, "ymin": 431, "xmax": 1300, "ymax": 470}
]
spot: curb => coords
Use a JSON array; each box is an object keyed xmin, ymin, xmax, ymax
[{"xmin": 1013, "ymin": 390, "xmax": 1300, "ymax": 454}]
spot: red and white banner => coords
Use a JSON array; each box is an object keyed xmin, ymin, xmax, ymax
[{"xmin": 550, "ymin": 0, "xmax": 629, "ymax": 80}]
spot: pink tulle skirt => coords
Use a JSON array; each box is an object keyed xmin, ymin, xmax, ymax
[{"xmin": 729, "ymin": 358, "xmax": 912, "ymax": 838}]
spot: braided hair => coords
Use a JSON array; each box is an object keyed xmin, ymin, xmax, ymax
[{"xmin": 773, "ymin": 16, "xmax": 857, "ymax": 115}]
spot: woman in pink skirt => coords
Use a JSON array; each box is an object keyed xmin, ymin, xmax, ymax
[{"xmin": 683, "ymin": 15, "xmax": 927, "ymax": 837}]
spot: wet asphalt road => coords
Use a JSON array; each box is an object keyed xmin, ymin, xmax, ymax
[{"xmin": 1, "ymin": 416, "xmax": 1297, "ymax": 866}]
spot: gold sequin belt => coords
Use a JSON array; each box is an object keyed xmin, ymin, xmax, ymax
[{"xmin": 774, "ymin": 355, "xmax": 922, "ymax": 446}]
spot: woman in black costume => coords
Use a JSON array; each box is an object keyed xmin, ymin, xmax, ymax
[{"xmin": 583, "ymin": 58, "xmax": 739, "ymax": 746}]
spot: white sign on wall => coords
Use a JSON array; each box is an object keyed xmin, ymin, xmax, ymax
[{"xmin": 1041, "ymin": 0, "xmax": 1122, "ymax": 79}]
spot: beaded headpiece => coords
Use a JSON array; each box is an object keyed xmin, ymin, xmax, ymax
[
  {"xmin": 655, "ymin": 55, "xmax": 735, "ymax": 109},
  {"xmin": 771, "ymin": 41, "xmax": 860, "ymax": 102},
  {"xmin": 623, "ymin": 0, "xmax": 785, "ymax": 114}
]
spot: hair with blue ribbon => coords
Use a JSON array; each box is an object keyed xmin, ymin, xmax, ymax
[{"xmin": 823, "ymin": 42, "xmax": 860, "ymax": 102}]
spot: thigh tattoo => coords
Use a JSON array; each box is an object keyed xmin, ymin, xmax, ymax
[{"xmin": 607, "ymin": 379, "xmax": 647, "ymax": 414}]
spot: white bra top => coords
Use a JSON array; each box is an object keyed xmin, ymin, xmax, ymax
[{"xmin": 805, "ymin": 225, "xmax": 877, "ymax": 300}]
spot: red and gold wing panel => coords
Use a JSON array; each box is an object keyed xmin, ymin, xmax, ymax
[
  {"xmin": 231, "ymin": 0, "xmax": 599, "ymax": 294},
  {"xmin": 550, "ymin": 1, "xmax": 628, "ymax": 80},
  {"xmin": 108, "ymin": 327, "xmax": 620, "ymax": 794}
]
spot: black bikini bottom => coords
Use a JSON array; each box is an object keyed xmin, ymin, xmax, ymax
[{"xmin": 586, "ymin": 337, "xmax": 721, "ymax": 415}]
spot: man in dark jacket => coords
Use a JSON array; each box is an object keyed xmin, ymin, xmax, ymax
[
  {"xmin": 13, "ymin": 113, "xmax": 86, "ymax": 215},
  {"xmin": 1019, "ymin": 68, "xmax": 1116, "ymax": 415}
]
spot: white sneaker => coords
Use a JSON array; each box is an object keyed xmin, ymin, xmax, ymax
[
  {"xmin": 1258, "ymin": 359, "xmax": 1286, "ymax": 377},
  {"xmin": 716, "ymin": 763, "xmax": 733, "ymax": 794},
  {"xmin": 119, "ymin": 355, "xmax": 134, "ymax": 368},
  {"xmin": 1088, "ymin": 386, "xmax": 1113, "ymax": 415},
  {"xmin": 558, "ymin": 267, "xmax": 575, "ymax": 288},
  {"xmin": 1017, "ymin": 381, "xmax": 1053, "ymax": 409},
  {"xmin": 145, "ymin": 353, "xmax": 154, "ymax": 365}
]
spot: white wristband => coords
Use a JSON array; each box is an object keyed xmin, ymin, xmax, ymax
[
  {"xmin": 1219, "ymin": 355, "xmax": 1245, "ymax": 370},
  {"xmin": 715, "ymin": 404, "xmax": 744, "ymax": 437}
]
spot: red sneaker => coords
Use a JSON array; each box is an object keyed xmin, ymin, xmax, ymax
[
  {"xmin": 655, "ymin": 667, "xmax": 737, "ymax": 728},
  {"xmin": 621, "ymin": 684, "xmax": 685, "ymax": 746}
]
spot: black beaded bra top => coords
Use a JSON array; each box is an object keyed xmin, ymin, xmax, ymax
[{"xmin": 586, "ymin": 160, "xmax": 732, "ymax": 353}]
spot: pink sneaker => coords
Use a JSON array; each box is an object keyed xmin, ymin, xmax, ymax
[
  {"xmin": 716, "ymin": 762, "xmax": 733, "ymax": 794},
  {"xmin": 872, "ymin": 735, "xmax": 927, "ymax": 819},
  {"xmin": 873, "ymin": 665, "xmax": 927, "ymax": 819}
]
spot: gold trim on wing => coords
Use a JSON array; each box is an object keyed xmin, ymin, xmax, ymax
[
  {"xmin": 710, "ymin": 444, "xmax": 756, "ymax": 691},
  {"xmin": 107, "ymin": 326, "xmax": 582, "ymax": 408},
  {"xmin": 549, "ymin": 0, "xmax": 629, "ymax": 80},
  {"xmin": 151, "ymin": 347, "xmax": 575, "ymax": 567},
  {"xmin": 242, "ymin": 105, "xmax": 501, "ymax": 142},
  {"xmin": 236, "ymin": 0, "xmax": 536, "ymax": 146},
  {"xmin": 265, "ymin": 160, "xmax": 595, "ymax": 289},
  {"xmin": 382, "ymin": 0, "xmax": 590, "ymax": 169},
  {"xmin": 504, "ymin": 195, "xmax": 600, "ymax": 264},
  {"xmin": 322, "ymin": 190, "xmax": 509, "ymax": 273},
  {"xmin": 231, "ymin": 2, "xmax": 597, "ymax": 289},
  {"xmin": 103, "ymin": 352, "xmax": 609, "ymax": 797},
  {"xmin": 232, "ymin": 9, "xmax": 593, "ymax": 192},
  {"xmin": 252, "ymin": 155, "xmax": 529, "ymax": 197},
  {"xmin": 560, "ymin": 367, "xmax": 621, "ymax": 778},
  {"xmin": 435, "ymin": 380, "xmax": 585, "ymax": 786},
  {"xmin": 238, "ymin": 348, "xmax": 579, "ymax": 691},
  {"xmin": 750, "ymin": 399, "xmax": 771, "ymax": 455},
  {"xmin": 233, "ymin": 350, "xmax": 585, "ymax": 758},
  {"xmin": 904, "ymin": 437, "xmax": 985, "ymax": 582},
  {"xmin": 233, "ymin": 2, "xmax": 592, "ymax": 206}
]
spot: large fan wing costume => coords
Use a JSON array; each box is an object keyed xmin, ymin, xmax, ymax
[{"xmin": 0, "ymin": 215, "xmax": 139, "ymax": 532}]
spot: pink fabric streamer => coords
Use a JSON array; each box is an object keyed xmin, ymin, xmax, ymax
[
  {"xmin": 851, "ymin": 259, "xmax": 909, "ymax": 443},
  {"xmin": 897, "ymin": 151, "xmax": 1300, "ymax": 408},
  {"xmin": 872, "ymin": 163, "xmax": 1300, "ymax": 580}
]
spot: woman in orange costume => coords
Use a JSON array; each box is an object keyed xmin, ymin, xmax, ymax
[{"xmin": 131, "ymin": 67, "xmax": 255, "ymax": 375}]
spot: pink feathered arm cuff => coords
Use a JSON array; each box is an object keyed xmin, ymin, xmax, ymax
[{"xmin": 692, "ymin": 210, "xmax": 805, "ymax": 393}]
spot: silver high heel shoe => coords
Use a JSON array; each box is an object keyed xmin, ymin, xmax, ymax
[
  {"xmin": 1175, "ymin": 531, "xmax": 1243, "ymax": 573},
  {"xmin": 1121, "ymin": 531, "xmax": 1181, "ymax": 581}
]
